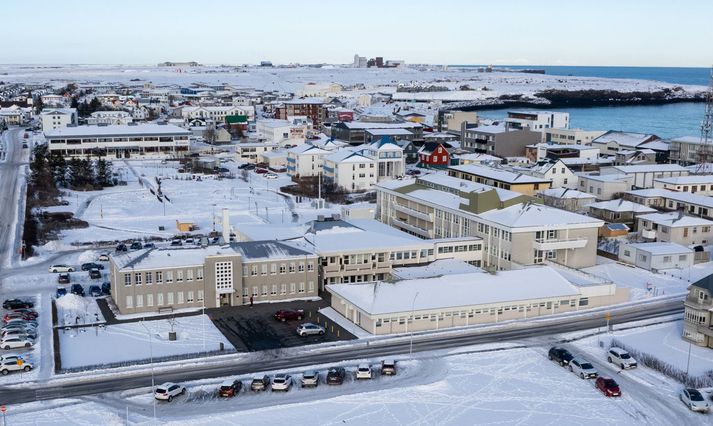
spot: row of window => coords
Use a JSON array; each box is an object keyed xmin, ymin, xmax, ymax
[
  {"xmin": 242, "ymin": 262, "xmax": 314, "ymax": 276},
  {"xmin": 125, "ymin": 290, "xmax": 204, "ymax": 309},
  {"xmin": 123, "ymin": 269, "xmax": 204, "ymax": 286},
  {"xmin": 241, "ymin": 281, "xmax": 315, "ymax": 297}
]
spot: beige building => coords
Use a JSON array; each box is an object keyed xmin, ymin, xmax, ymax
[
  {"xmin": 376, "ymin": 173, "xmax": 603, "ymax": 270},
  {"xmin": 683, "ymin": 275, "xmax": 713, "ymax": 348},
  {"xmin": 541, "ymin": 128, "xmax": 606, "ymax": 146},
  {"xmin": 327, "ymin": 266, "xmax": 628, "ymax": 335},
  {"xmin": 448, "ymin": 164, "xmax": 552, "ymax": 196},
  {"xmin": 653, "ymin": 175, "xmax": 713, "ymax": 196},
  {"xmin": 110, "ymin": 241, "xmax": 318, "ymax": 315},
  {"xmin": 637, "ymin": 212, "xmax": 713, "ymax": 246}
]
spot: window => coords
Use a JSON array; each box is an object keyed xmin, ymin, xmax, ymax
[
  {"xmin": 290, "ymin": 283, "xmax": 296, "ymax": 294},
  {"xmin": 639, "ymin": 254, "xmax": 647, "ymax": 262},
  {"xmin": 134, "ymin": 273, "xmax": 142, "ymax": 285},
  {"xmin": 145, "ymin": 272, "xmax": 153, "ymax": 285},
  {"xmin": 251, "ymin": 265, "xmax": 258, "ymax": 276},
  {"xmin": 124, "ymin": 274, "xmax": 132, "ymax": 286},
  {"xmin": 308, "ymin": 281, "xmax": 315, "ymax": 292},
  {"xmin": 165, "ymin": 271, "xmax": 173, "ymax": 283},
  {"xmin": 679, "ymin": 254, "xmax": 688, "ymax": 261},
  {"xmin": 307, "ymin": 262, "xmax": 314, "ymax": 272},
  {"xmin": 242, "ymin": 287, "xmax": 249, "ymax": 298},
  {"xmin": 177, "ymin": 292, "xmax": 184, "ymax": 304},
  {"xmin": 262, "ymin": 286, "xmax": 268, "ymax": 296},
  {"xmin": 187, "ymin": 291, "xmax": 194, "ymax": 303},
  {"xmin": 186, "ymin": 269, "xmax": 193, "ymax": 281},
  {"xmin": 125, "ymin": 296, "xmax": 133, "ymax": 308},
  {"xmin": 299, "ymin": 282, "xmax": 305, "ymax": 293},
  {"xmin": 623, "ymin": 250, "xmax": 631, "ymax": 257},
  {"xmin": 261, "ymin": 264, "xmax": 268, "ymax": 275},
  {"xmin": 298, "ymin": 263, "xmax": 305, "ymax": 272},
  {"xmin": 663, "ymin": 256, "xmax": 671, "ymax": 263},
  {"xmin": 271, "ymin": 285, "xmax": 277, "ymax": 295},
  {"xmin": 197, "ymin": 268, "xmax": 203, "ymax": 280},
  {"xmin": 289, "ymin": 263, "xmax": 295, "ymax": 273},
  {"xmin": 280, "ymin": 284, "xmax": 287, "ymax": 295},
  {"xmin": 242, "ymin": 265, "xmax": 248, "ymax": 277},
  {"xmin": 167, "ymin": 292, "xmax": 174, "ymax": 305},
  {"xmin": 156, "ymin": 271, "xmax": 163, "ymax": 284},
  {"xmin": 215, "ymin": 261, "xmax": 233, "ymax": 292},
  {"xmin": 136, "ymin": 295, "xmax": 143, "ymax": 308},
  {"xmin": 176, "ymin": 270, "xmax": 183, "ymax": 282},
  {"xmin": 157, "ymin": 293, "xmax": 164, "ymax": 306},
  {"xmin": 271, "ymin": 264, "xmax": 277, "ymax": 274},
  {"xmin": 279, "ymin": 264, "xmax": 286, "ymax": 274},
  {"xmin": 146, "ymin": 294, "xmax": 154, "ymax": 307}
]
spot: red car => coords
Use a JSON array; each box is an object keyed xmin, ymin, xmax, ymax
[
  {"xmin": 273, "ymin": 309, "xmax": 305, "ymax": 322},
  {"xmin": 595, "ymin": 377, "xmax": 621, "ymax": 397},
  {"xmin": 255, "ymin": 168, "xmax": 268, "ymax": 174},
  {"xmin": 10, "ymin": 309, "xmax": 38, "ymax": 319},
  {"xmin": 3, "ymin": 313, "xmax": 35, "ymax": 322}
]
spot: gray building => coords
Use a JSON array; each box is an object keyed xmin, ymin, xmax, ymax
[{"xmin": 462, "ymin": 124, "xmax": 541, "ymax": 157}]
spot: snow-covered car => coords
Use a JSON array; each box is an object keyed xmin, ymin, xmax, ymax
[
  {"xmin": 264, "ymin": 173, "xmax": 278, "ymax": 179},
  {"xmin": 81, "ymin": 262, "xmax": 103, "ymax": 271},
  {"xmin": 1, "ymin": 336, "xmax": 34, "ymax": 350},
  {"xmin": 0, "ymin": 357, "xmax": 32, "ymax": 375},
  {"xmin": 49, "ymin": 264, "xmax": 74, "ymax": 273},
  {"xmin": 154, "ymin": 382, "xmax": 186, "ymax": 402},
  {"xmin": 300, "ymin": 371, "xmax": 319, "ymax": 388},
  {"xmin": 271, "ymin": 374, "xmax": 292, "ymax": 391},
  {"xmin": 568, "ymin": 357, "xmax": 598, "ymax": 379},
  {"xmin": 97, "ymin": 253, "xmax": 110, "ymax": 262},
  {"xmin": 296, "ymin": 323, "xmax": 325, "ymax": 337},
  {"xmin": 56, "ymin": 286, "xmax": 68, "ymax": 298},
  {"xmin": 607, "ymin": 347, "xmax": 637, "ymax": 369},
  {"xmin": 4, "ymin": 318, "xmax": 38, "ymax": 328},
  {"xmin": 680, "ymin": 388, "xmax": 710, "ymax": 412},
  {"xmin": 356, "ymin": 364, "xmax": 372, "ymax": 380},
  {"xmin": 0, "ymin": 354, "xmax": 25, "ymax": 364}
]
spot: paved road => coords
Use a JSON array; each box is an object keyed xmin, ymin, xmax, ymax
[
  {"xmin": 0, "ymin": 127, "xmax": 25, "ymax": 269},
  {"xmin": 0, "ymin": 296, "xmax": 682, "ymax": 405}
]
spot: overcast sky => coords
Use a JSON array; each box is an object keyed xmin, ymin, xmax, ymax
[{"xmin": 2, "ymin": 0, "xmax": 712, "ymax": 67}]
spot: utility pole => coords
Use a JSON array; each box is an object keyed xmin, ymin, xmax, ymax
[
  {"xmin": 409, "ymin": 291, "xmax": 420, "ymax": 358},
  {"xmin": 696, "ymin": 67, "xmax": 713, "ymax": 174},
  {"xmin": 140, "ymin": 320, "xmax": 156, "ymax": 422}
]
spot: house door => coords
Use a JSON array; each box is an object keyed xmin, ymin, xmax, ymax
[{"xmin": 220, "ymin": 293, "xmax": 232, "ymax": 306}]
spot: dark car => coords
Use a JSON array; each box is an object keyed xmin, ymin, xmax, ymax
[
  {"xmin": 130, "ymin": 241, "xmax": 143, "ymax": 250},
  {"xmin": 57, "ymin": 273, "xmax": 71, "ymax": 284},
  {"xmin": 381, "ymin": 360, "xmax": 397, "ymax": 376},
  {"xmin": 255, "ymin": 168, "xmax": 268, "ymax": 174},
  {"xmin": 548, "ymin": 347, "xmax": 574, "ymax": 366},
  {"xmin": 273, "ymin": 309, "xmax": 304, "ymax": 322},
  {"xmin": 88, "ymin": 285, "xmax": 102, "ymax": 297},
  {"xmin": 81, "ymin": 262, "xmax": 104, "ymax": 271},
  {"xmin": 143, "ymin": 242, "xmax": 155, "ymax": 249},
  {"xmin": 250, "ymin": 375, "xmax": 270, "ymax": 392},
  {"xmin": 406, "ymin": 169, "xmax": 421, "ymax": 176},
  {"xmin": 326, "ymin": 367, "xmax": 346, "ymax": 385},
  {"xmin": 56, "ymin": 287, "xmax": 67, "ymax": 298},
  {"xmin": 116, "ymin": 243, "xmax": 128, "ymax": 252},
  {"xmin": 170, "ymin": 239, "xmax": 182, "ymax": 246},
  {"xmin": 3, "ymin": 299, "xmax": 33, "ymax": 310},
  {"xmin": 218, "ymin": 379, "xmax": 242, "ymax": 397},
  {"xmin": 595, "ymin": 377, "xmax": 621, "ymax": 397},
  {"xmin": 101, "ymin": 281, "xmax": 111, "ymax": 295},
  {"xmin": 70, "ymin": 284, "xmax": 85, "ymax": 297},
  {"xmin": 89, "ymin": 268, "xmax": 102, "ymax": 279}
]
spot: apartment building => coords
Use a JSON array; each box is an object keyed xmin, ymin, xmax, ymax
[
  {"xmin": 587, "ymin": 200, "xmax": 656, "ymax": 229},
  {"xmin": 256, "ymin": 119, "xmax": 308, "ymax": 145},
  {"xmin": 376, "ymin": 173, "xmax": 603, "ymax": 269},
  {"xmin": 637, "ymin": 212, "xmax": 713, "ymax": 246},
  {"xmin": 323, "ymin": 150, "xmax": 376, "ymax": 192},
  {"xmin": 669, "ymin": 136, "xmax": 709, "ymax": 166},
  {"xmin": 110, "ymin": 241, "xmax": 319, "ymax": 315},
  {"xmin": 44, "ymin": 124, "xmax": 191, "ymax": 158},
  {"xmin": 462, "ymin": 124, "xmax": 541, "ymax": 157},
  {"xmin": 275, "ymin": 99, "xmax": 326, "ymax": 129},
  {"xmin": 235, "ymin": 142, "xmax": 279, "ymax": 163},
  {"xmin": 624, "ymin": 188, "xmax": 713, "ymax": 221},
  {"xmin": 286, "ymin": 144, "xmax": 330, "ymax": 178},
  {"xmin": 591, "ymin": 131, "xmax": 660, "ymax": 156},
  {"xmin": 330, "ymin": 121, "xmax": 423, "ymax": 144},
  {"xmin": 505, "ymin": 111, "xmax": 569, "ymax": 131},
  {"xmin": 40, "ymin": 108, "xmax": 78, "ymax": 130},
  {"xmin": 526, "ymin": 143, "xmax": 600, "ymax": 163},
  {"xmin": 541, "ymin": 128, "xmax": 606, "ymax": 145},
  {"xmin": 538, "ymin": 188, "xmax": 597, "ymax": 213},
  {"xmin": 653, "ymin": 175, "xmax": 713, "ymax": 196},
  {"xmin": 599, "ymin": 164, "xmax": 689, "ymax": 189},
  {"xmin": 86, "ymin": 110, "xmax": 133, "ymax": 126},
  {"xmin": 285, "ymin": 217, "xmax": 482, "ymax": 289},
  {"xmin": 178, "ymin": 105, "xmax": 255, "ymax": 124},
  {"xmin": 440, "ymin": 110, "xmax": 478, "ymax": 133},
  {"xmin": 683, "ymin": 275, "xmax": 713, "ymax": 348},
  {"xmin": 577, "ymin": 173, "xmax": 632, "ymax": 200},
  {"xmin": 448, "ymin": 164, "xmax": 552, "ymax": 196}
]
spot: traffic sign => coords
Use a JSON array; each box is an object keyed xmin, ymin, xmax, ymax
[{"xmin": 1, "ymin": 405, "xmax": 6, "ymax": 413}]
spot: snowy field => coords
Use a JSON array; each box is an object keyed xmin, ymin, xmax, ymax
[{"xmin": 59, "ymin": 314, "xmax": 232, "ymax": 370}]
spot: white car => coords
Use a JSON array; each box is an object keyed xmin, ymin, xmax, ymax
[
  {"xmin": 0, "ymin": 357, "xmax": 32, "ymax": 375},
  {"xmin": 569, "ymin": 357, "xmax": 598, "ymax": 379},
  {"xmin": 97, "ymin": 253, "xmax": 110, "ymax": 262},
  {"xmin": 154, "ymin": 382, "xmax": 186, "ymax": 402},
  {"xmin": 271, "ymin": 374, "xmax": 292, "ymax": 391},
  {"xmin": 680, "ymin": 388, "xmax": 710, "ymax": 412},
  {"xmin": 607, "ymin": 347, "xmax": 637, "ymax": 369},
  {"xmin": 48, "ymin": 264, "xmax": 74, "ymax": 273},
  {"xmin": 264, "ymin": 173, "xmax": 278, "ymax": 179},
  {"xmin": 2, "ymin": 329, "xmax": 37, "ymax": 340},
  {"xmin": 1, "ymin": 336, "xmax": 34, "ymax": 350},
  {"xmin": 296, "ymin": 323, "xmax": 325, "ymax": 337},
  {"xmin": 356, "ymin": 364, "xmax": 372, "ymax": 380},
  {"xmin": 300, "ymin": 371, "xmax": 319, "ymax": 388}
]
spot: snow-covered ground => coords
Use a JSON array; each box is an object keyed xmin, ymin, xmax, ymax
[
  {"xmin": 582, "ymin": 260, "xmax": 695, "ymax": 300},
  {"xmin": 59, "ymin": 314, "xmax": 233, "ymax": 370}
]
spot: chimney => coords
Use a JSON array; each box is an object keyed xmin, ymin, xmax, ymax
[{"xmin": 222, "ymin": 208, "xmax": 230, "ymax": 243}]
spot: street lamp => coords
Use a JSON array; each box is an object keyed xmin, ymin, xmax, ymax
[
  {"xmin": 140, "ymin": 320, "xmax": 156, "ymax": 422},
  {"xmin": 409, "ymin": 291, "xmax": 420, "ymax": 358}
]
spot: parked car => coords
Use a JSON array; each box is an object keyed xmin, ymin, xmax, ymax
[
  {"xmin": 0, "ymin": 358, "xmax": 32, "ymax": 375},
  {"xmin": 0, "ymin": 354, "xmax": 25, "ymax": 364},
  {"xmin": 271, "ymin": 374, "xmax": 292, "ymax": 391},
  {"xmin": 607, "ymin": 347, "xmax": 637, "ymax": 369},
  {"xmin": 70, "ymin": 284, "xmax": 85, "ymax": 297},
  {"xmin": 1, "ymin": 325, "xmax": 36, "ymax": 336},
  {"xmin": 115, "ymin": 243, "xmax": 128, "ymax": 252},
  {"xmin": 381, "ymin": 360, "xmax": 397, "ymax": 376},
  {"xmin": 326, "ymin": 367, "xmax": 346, "ymax": 385},
  {"xmin": 89, "ymin": 268, "xmax": 102, "ymax": 279},
  {"xmin": 296, "ymin": 323, "xmax": 325, "ymax": 337},
  {"xmin": 56, "ymin": 286, "xmax": 67, "ymax": 298},
  {"xmin": 101, "ymin": 282, "xmax": 111, "ymax": 295},
  {"xmin": 2, "ymin": 329, "xmax": 36, "ymax": 340},
  {"xmin": 143, "ymin": 242, "xmax": 155, "ymax": 249},
  {"xmin": 154, "ymin": 382, "xmax": 186, "ymax": 402},
  {"xmin": 273, "ymin": 309, "xmax": 304, "ymax": 322},
  {"xmin": 218, "ymin": 379, "xmax": 242, "ymax": 397},
  {"xmin": 250, "ymin": 375, "xmax": 270, "ymax": 392},
  {"xmin": 264, "ymin": 173, "xmax": 278, "ymax": 179},
  {"xmin": 3, "ymin": 299, "xmax": 33, "ymax": 310},
  {"xmin": 88, "ymin": 285, "xmax": 102, "ymax": 297},
  {"xmin": 595, "ymin": 377, "xmax": 621, "ymax": 397},
  {"xmin": 356, "ymin": 364, "xmax": 373, "ymax": 380},
  {"xmin": 4, "ymin": 319, "xmax": 37, "ymax": 328},
  {"xmin": 406, "ymin": 169, "xmax": 421, "ymax": 176},
  {"xmin": 680, "ymin": 388, "xmax": 710, "ymax": 412},
  {"xmin": 97, "ymin": 253, "xmax": 110, "ymax": 262},
  {"xmin": 170, "ymin": 239, "xmax": 182, "ymax": 246},
  {"xmin": 57, "ymin": 273, "xmax": 71, "ymax": 284},
  {"xmin": 81, "ymin": 262, "xmax": 104, "ymax": 271},
  {"xmin": 255, "ymin": 168, "xmax": 268, "ymax": 174},
  {"xmin": 130, "ymin": 241, "xmax": 143, "ymax": 250},
  {"xmin": 1, "ymin": 336, "xmax": 34, "ymax": 350},
  {"xmin": 300, "ymin": 371, "xmax": 319, "ymax": 388},
  {"xmin": 9, "ymin": 309, "xmax": 37, "ymax": 319},
  {"xmin": 48, "ymin": 264, "xmax": 74, "ymax": 273},
  {"xmin": 548, "ymin": 347, "xmax": 574, "ymax": 366},
  {"xmin": 3, "ymin": 313, "xmax": 35, "ymax": 323},
  {"xmin": 569, "ymin": 358, "xmax": 598, "ymax": 379}
]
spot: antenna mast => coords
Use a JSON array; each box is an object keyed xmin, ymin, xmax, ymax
[{"xmin": 696, "ymin": 67, "xmax": 713, "ymax": 174}]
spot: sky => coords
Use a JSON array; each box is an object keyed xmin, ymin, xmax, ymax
[{"xmin": 2, "ymin": 0, "xmax": 712, "ymax": 67}]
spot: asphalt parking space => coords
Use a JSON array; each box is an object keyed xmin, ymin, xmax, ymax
[{"xmin": 208, "ymin": 298, "xmax": 356, "ymax": 352}]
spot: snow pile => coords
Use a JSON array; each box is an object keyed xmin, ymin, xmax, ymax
[
  {"xmin": 56, "ymin": 295, "xmax": 105, "ymax": 327},
  {"xmin": 56, "ymin": 294, "xmax": 90, "ymax": 312}
]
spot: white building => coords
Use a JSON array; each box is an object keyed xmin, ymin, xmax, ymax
[
  {"xmin": 577, "ymin": 173, "xmax": 633, "ymax": 200},
  {"xmin": 286, "ymin": 144, "xmax": 330, "ymax": 178},
  {"xmin": 541, "ymin": 128, "xmax": 606, "ymax": 146},
  {"xmin": 523, "ymin": 160, "xmax": 577, "ymax": 189},
  {"xmin": 297, "ymin": 83, "xmax": 343, "ymax": 97},
  {"xmin": 364, "ymin": 139, "xmax": 405, "ymax": 181},
  {"xmin": 86, "ymin": 110, "xmax": 133, "ymax": 126},
  {"xmin": 591, "ymin": 131, "xmax": 660, "ymax": 156},
  {"xmin": 637, "ymin": 212, "xmax": 713, "ymax": 246},
  {"xmin": 653, "ymin": 175, "xmax": 713, "ymax": 196},
  {"xmin": 40, "ymin": 108, "xmax": 78, "ymax": 130},
  {"xmin": 599, "ymin": 164, "xmax": 689, "ymax": 189},
  {"xmin": 618, "ymin": 242, "xmax": 694, "ymax": 271},
  {"xmin": 505, "ymin": 111, "xmax": 569, "ymax": 131},
  {"xmin": 0, "ymin": 105, "xmax": 29, "ymax": 125},
  {"xmin": 178, "ymin": 106, "xmax": 255, "ymax": 124},
  {"xmin": 235, "ymin": 142, "xmax": 279, "ymax": 163},
  {"xmin": 40, "ymin": 94, "xmax": 66, "ymax": 107},
  {"xmin": 256, "ymin": 119, "xmax": 309, "ymax": 146},
  {"xmin": 323, "ymin": 150, "xmax": 376, "ymax": 192}
]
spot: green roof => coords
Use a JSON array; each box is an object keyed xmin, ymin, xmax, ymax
[{"xmin": 226, "ymin": 114, "xmax": 247, "ymax": 124}]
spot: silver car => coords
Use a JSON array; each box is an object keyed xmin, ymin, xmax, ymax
[
  {"xmin": 301, "ymin": 371, "xmax": 319, "ymax": 388},
  {"xmin": 680, "ymin": 388, "xmax": 710, "ymax": 412},
  {"xmin": 296, "ymin": 323, "xmax": 325, "ymax": 337}
]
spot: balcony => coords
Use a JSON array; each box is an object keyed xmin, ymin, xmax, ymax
[
  {"xmin": 392, "ymin": 217, "xmax": 433, "ymax": 238},
  {"xmin": 532, "ymin": 237, "xmax": 588, "ymax": 250},
  {"xmin": 641, "ymin": 229, "xmax": 657, "ymax": 240},
  {"xmin": 393, "ymin": 203, "xmax": 433, "ymax": 222}
]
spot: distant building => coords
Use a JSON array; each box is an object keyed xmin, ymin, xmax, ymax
[
  {"xmin": 157, "ymin": 61, "xmax": 200, "ymax": 67},
  {"xmin": 618, "ymin": 242, "xmax": 694, "ymax": 272},
  {"xmin": 418, "ymin": 142, "xmax": 451, "ymax": 169},
  {"xmin": 86, "ymin": 110, "xmax": 132, "ymax": 126},
  {"xmin": 542, "ymin": 128, "xmax": 606, "ymax": 145},
  {"xmin": 462, "ymin": 124, "xmax": 541, "ymax": 157},
  {"xmin": 505, "ymin": 111, "xmax": 569, "ymax": 131},
  {"xmin": 683, "ymin": 274, "xmax": 713, "ymax": 348},
  {"xmin": 276, "ymin": 99, "xmax": 326, "ymax": 129},
  {"xmin": 637, "ymin": 212, "xmax": 713, "ymax": 246},
  {"xmin": 448, "ymin": 164, "xmax": 552, "ymax": 196},
  {"xmin": 40, "ymin": 108, "xmax": 78, "ymax": 130},
  {"xmin": 669, "ymin": 136, "xmax": 711, "ymax": 166},
  {"xmin": 591, "ymin": 131, "xmax": 660, "ymax": 156}
]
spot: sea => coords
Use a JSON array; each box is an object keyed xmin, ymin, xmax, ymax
[{"xmin": 452, "ymin": 66, "xmax": 711, "ymax": 139}]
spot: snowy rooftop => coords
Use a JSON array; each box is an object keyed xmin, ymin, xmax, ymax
[
  {"xmin": 466, "ymin": 124, "xmax": 508, "ymax": 135},
  {"xmin": 324, "ymin": 150, "xmax": 373, "ymax": 164},
  {"xmin": 624, "ymin": 242, "xmax": 693, "ymax": 255},
  {"xmin": 257, "ymin": 119, "xmax": 291, "ymax": 128},
  {"xmin": 637, "ymin": 212, "xmax": 713, "ymax": 227},
  {"xmin": 607, "ymin": 164, "xmax": 689, "ymax": 174},
  {"xmin": 587, "ymin": 199, "xmax": 657, "ymax": 213},
  {"xmin": 539, "ymin": 188, "xmax": 597, "ymax": 199},
  {"xmin": 340, "ymin": 121, "xmax": 422, "ymax": 130},
  {"xmin": 449, "ymin": 164, "xmax": 550, "ymax": 184},
  {"xmin": 417, "ymin": 173, "xmax": 524, "ymax": 201},
  {"xmin": 327, "ymin": 266, "xmax": 581, "ymax": 315},
  {"xmin": 479, "ymin": 202, "xmax": 603, "ymax": 229},
  {"xmin": 287, "ymin": 143, "xmax": 330, "ymax": 155},
  {"xmin": 364, "ymin": 128, "xmax": 414, "ymax": 136},
  {"xmin": 654, "ymin": 175, "xmax": 713, "ymax": 185},
  {"xmin": 627, "ymin": 188, "xmax": 713, "ymax": 209},
  {"xmin": 577, "ymin": 173, "xmax": 632, "ymax": 183},
  {"xmin": 44, "ymin": 123, "xmax": 191, "ymax": 137},
  {"xmin": 392, "ymin": 259, "xmax": 483, "ymax": 280},
  {"xmin": 592, "ymin": 131, "xmax": 658, "ymax": 148},
  {"xmin": 670, "ymin": 136, "xmax": 705, "ymax": 145}
]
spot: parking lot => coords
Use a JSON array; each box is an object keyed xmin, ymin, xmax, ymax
[{"xmin": 208, "ymin": 297, "xmax": 356, "ymax": 351}]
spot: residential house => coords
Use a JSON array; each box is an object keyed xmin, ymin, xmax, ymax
[
  {"xmin": 323, "ymin": 150, "xmax": 376, "ymax": 192},
  {"xmin": 236, "ymin": 142, "xmax": 278, "ymax": 163},
  {"xmin": 286, "ymin": 144, "xmax": 330, "ymax": 178},
  {"xmin": 599, "ymin": 164, "xmax": 689, "ymax": 189},
  {"xmin": 683, "ymin": 275, "xmax": 713, "ymax": 348},
  {"xmin": 624, "ymin": 188, "xmax": 713, "ymax": 221},
  {"xmin": 86, "ymin": 110, "xmax": 132, "ymax": 126},
  {"xmin": 522, "ymin": 159, "xmax": 577, "ymax": 189},
  {"xmin": 418, "ymin": 142, "xmax": 451, "ymax": 169},
  {"xmin": 591, "ymin": 131, "xmax": 660, "ymax": 156},
  {"xmin": 448, "ymin": 164, "xmax": 551, "ymax": 196},
  {"xmin": 618, "ymin": 242, "xmax": 694, "ymax": 272},
  {"xmin": 637, "ymin": 212, "xmax": 713, "ymax": 246},
  {"xmin": 40, "ymin": 108, "xmax": 78, "ymax": 130},
  {"xmin": 587, "ymin": 200, "xmax": 656, "ymax": 229},
  {"xmin": 577, "ymin": 174, "xmax": 632, "ymax": 200},
  {"xmin": 538, "ymin": 188, "xmax": 597, "ymax": 213},
  {"xmin": 331, "ymin": 121, "xmax": 423, "ymax": 145},
  {"xmin": 653, "ymin": 176, "xmax": 713, "ymax": 196}
]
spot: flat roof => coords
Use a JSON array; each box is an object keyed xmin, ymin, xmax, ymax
[
  {"xmin": 479, "ymin": 202, "xmax": 603, "ymax": 228},
  {"xmin": 449, "ymin": 164, "xmax": 550, "ymax": 184},
  {"xmin": 624, "ymin": 242, "xmax": 694, "ymax": 255},
  {"xmin": 327, "ymin": 266, "xmax": 581, "ymax": 315},
  {"xmin": 587, "ymin": 200, "xmax": 657, "ymax": 213},
  {"xmin": 44, "ymin": 124, "xmax": 191, "ymax": 138},
  {"xmin": 637, "ymin": 212, "xmax": 713, "ymax": 227},
  {"xmin": 654, "ymin": 175, "xmax": 713, "ymax": 185},
  {"xmin": 365, "ymin": 128, "xmax": 414, "ymax": 136},
  {"xmin": 607, "ymin": 164, "xmax": 689, "ymax": 174}
]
